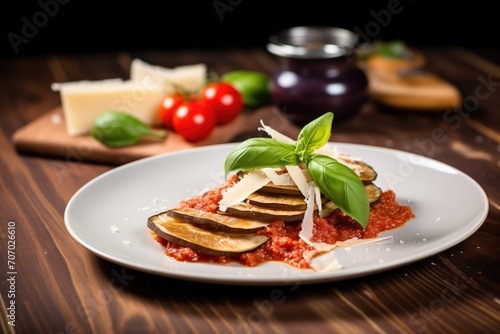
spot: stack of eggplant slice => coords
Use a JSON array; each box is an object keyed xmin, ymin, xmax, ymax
[{"xmin": 147, "ymin": 160, "xmax": 382, "ymax": 257}]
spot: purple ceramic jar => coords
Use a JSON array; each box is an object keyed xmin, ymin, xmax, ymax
[{"xmin": 267, "ymin": 26, "xmax": 368, "ymax": 125}]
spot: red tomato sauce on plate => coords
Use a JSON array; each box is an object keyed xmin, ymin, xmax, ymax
[{"xmin": 150, "ymin": 175, "xmax": 415, "ymax": 269}]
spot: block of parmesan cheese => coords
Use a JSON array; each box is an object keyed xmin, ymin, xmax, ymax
[
  {"xmin": 130, "ymin": 58, "xmax": 207, "ymax": 93},
  {"xmin": 51, "ymin": 79, "xmax": 166, "ymax": 136}
]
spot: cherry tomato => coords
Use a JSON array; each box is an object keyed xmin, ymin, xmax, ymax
[
  {"xmin": 172, "ymin": 101, "xmax": 216, "ymax": 142},
  {"xmin": 158, "ymin": 94, "xmax": 185, "ymax": 129},
  {"xmin": 200, "ymin": 82, "xmax": 243, "ymax": 125}
]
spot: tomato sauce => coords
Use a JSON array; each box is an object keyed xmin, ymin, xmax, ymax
[{"xmin": 150, "ymin": 175, "xmax": 415, "ymax": 269}]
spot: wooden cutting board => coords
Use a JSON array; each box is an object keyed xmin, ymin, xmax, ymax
[
  {"xmin": 12, "ymin": 105, "xmax": 287, "ymax": 165},
  {"xmin": 359, "ymin": 51, "xmax": 462, "ymax": 110}
]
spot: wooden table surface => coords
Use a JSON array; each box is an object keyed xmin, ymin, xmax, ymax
[{"xmin": 1, "ymin": 47, "xmax": 499, "ymax": 334}]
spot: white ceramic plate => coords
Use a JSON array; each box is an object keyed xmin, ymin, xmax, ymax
[{"xmin": 65, "ymin": 143, "xmax": 488, "ymax": 286}]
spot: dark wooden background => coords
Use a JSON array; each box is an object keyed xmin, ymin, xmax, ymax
[{"xmin": 1, "ymin": 0, "xmax": 498, "ymax": 59}]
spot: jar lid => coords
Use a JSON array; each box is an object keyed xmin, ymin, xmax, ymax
[{"xmin": 267, "ymin": 26, "xmax": 359, "ymax": 59}]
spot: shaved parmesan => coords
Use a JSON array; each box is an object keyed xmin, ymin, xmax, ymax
[
  {"xmin": 335, "ymin": 235, "xmax": 394, "ymax": 248},
  {"xmin": 315, "ymin": 145, "xmax": 364, "ymax": 173},
  {"xmin": 340, "ymin": 159, "xmax": 364, "ymax": 176},
  {"xmin": 308, "ymin": 236, "xmax": 394, "ymax": 272},
  {"xmin": 261, "ymin": 168, "xmax": 294, "ymax": 186},
  {"xmin": 257, "ymin": 119, "xmax": 365, "ymax": 179},
  {"xmin": 315, "ymin": 145, "xmax": 361, "ymax": 161},
  {"xmin": 314, "ymin": 186, "xmax": 322, "ymax": 213},
  {"xmin": 299, "ymin": 185, "xmax": 337, "ymax": 252},
  {"xmin": 258, "ymin": 120, "xmax": 296, "ymax": 144},
  {"xmin": 314, "ymin": 145, "xmax": 342, "ymax": 159},
  {"xmin": 309, "ymin": 251, "xmax": 342, "ymax": 272},
  {"xmin": 218, "ymin": 170, "xmax": 270, "ymax": 212},
  {"xmin": 285, "ymin": 165, "xmax": 309, "ymax": 198},
  {"xmin": 298, "ymin": 186, "xmax": 315, "ymax": 245}
]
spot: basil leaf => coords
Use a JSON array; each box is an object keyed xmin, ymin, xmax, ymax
[
  {"xmin": 91, "ymin": 111, "xmax": 166, "ymax": 147},
  {"xmin": 224, "ymin": 138, "xmax": 298, "ymax": 177},
  {"xmin": 307, "ymin": 154, "xmax": 369, "ymax": 228},
  {"xmin": 295, "ymin": 112, "xmax": 333, "ymax": 161}
]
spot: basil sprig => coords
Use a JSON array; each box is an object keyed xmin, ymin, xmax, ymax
[
  {"xmin": 91, "ymin": 111, "xmax": 166, "ymax": 147},
  {"xmin": 224, "ymin": 112, "xmax": 369, "ymax": 229}
]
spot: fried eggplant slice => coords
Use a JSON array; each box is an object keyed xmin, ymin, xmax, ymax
[
  {"xmin": 258, "ymin": 183, "xmax": 303, "ymax": 196},
  {"xmin": 246, "ymin": 192, "xmax": 328, "ymax": 210},
  {"xmin": 166, "ymin": 209, "xmax": 269, "ymax": 233},
  {"xmin": 225, "ymin": 203, "xmax": 306, "ymax": 222},
  {"xmin": 347, "ymin": 160, "xmax": 378, "ymax": 183},
  {"xmin": 365, "ymin": 183, "xmax": 383, "ymax": 204},
  {"xmin": 148, "ymin": 214, "xmax": 269, "ymax": 257}
]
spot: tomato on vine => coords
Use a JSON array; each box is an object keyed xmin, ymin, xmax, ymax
[
  {"xmin": 172, "ymin": 101, "xmax": 216, "ymax": 142},
  {"xmin": 200, "ymin": 82, "xmax": 243, "ymax": 125}
]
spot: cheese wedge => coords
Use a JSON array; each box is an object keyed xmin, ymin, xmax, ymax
[
  {"xmin": 130, "ymin": 58, "xmax": 206, "ymax": 93},
  {"xmin": 52, "ymin": 60, "xmax": 207, "ymax": 137},
  {"xmin": 51, "ymin": 79, "xmax": 166, "ymax": 136}
]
